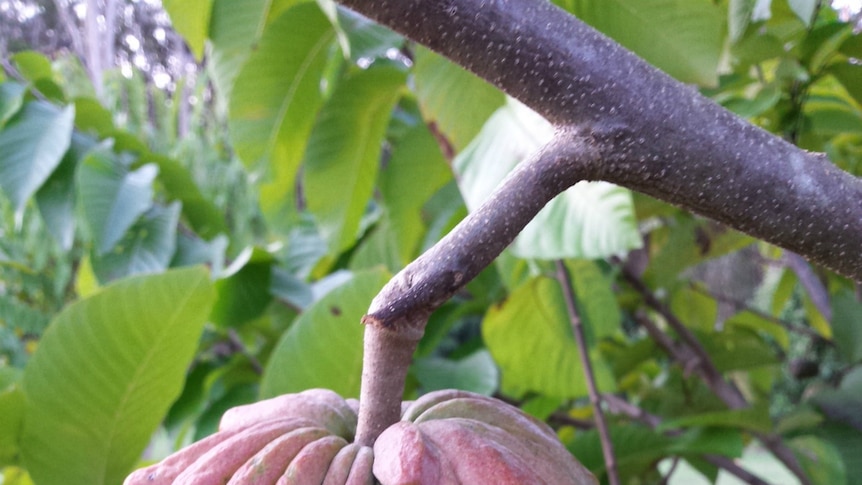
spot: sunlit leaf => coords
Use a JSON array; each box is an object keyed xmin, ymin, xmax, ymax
[
  {"xmin": 562, "ymin": 0, "xmax": 724, "ymax": 86},
  {"xmin": 413, "ymin": 46, "xmax": 505, "ymax": 151},
  {"xmin": 482, "ymin": 276, "xmax": 615, "ymax": 399},
  {"xmin": 454, "ymin": 99, "xmax": 641, "ymax": 259},
  {"xmin": 260, "ymin": 269, "xmax": 389, "ymax": 399},
  {"xmin": 229, "ymin": 3, "xmax": 334, "ymax": 230},
  {"xmin": 162, "ymin": 0, "xmax": 213, "ymax": 59},
  {"xmin": 21, "ymin": 267, "xmax": 215, "ymax": 485},
  {"xmin": 11, "ymin": 51, "xmax": 53, "ymax": 83},
  {"xmin": 303, "ymin": 66, "xmax": 406, "ymax": 253}
]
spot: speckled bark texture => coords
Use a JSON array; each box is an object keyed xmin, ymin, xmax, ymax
[
  {"xmin": 339, "ymin": 0, "xmax": 862, "ymax": 281},
  {"xmin": 338, "ymin": 0, "xmax": 862, "ymax": 457}
]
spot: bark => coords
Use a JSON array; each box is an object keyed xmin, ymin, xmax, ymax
[
  {"xmin": 339, "ymin": 0, "xmax": 862, "ymax": 465},
  {"xmin": 339, "ymin": 0, "xmax": 862, "ymax": 281}
]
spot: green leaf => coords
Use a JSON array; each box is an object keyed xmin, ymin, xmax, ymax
[
  {"xmin": 565, "ymin": 260, "xmax": 622, "ymax": 343},
  {"xmin": 413, "ymin": 46, "xmax": 505, "ymax": 151},
  {"xmin": 814, "ymin": 422, "xmax": 862, "ymax": 481},
  {"xmin": 35, "ymin": 133, "xmax": 94, "ymax": 250},
  {"xmin": 162, "ymin": 0, "xmax": 213, "ymax": 59},
  {"xmin": 811, "ymin": 367, "xmax": 862, "ymax": 431},
  {"xmin": 90, "ymin": 202, "xmax": 181, "ymax": 283},
  {"xmin": 335, "ymin": 6, "xmax": 404, "ymax": 62},
  {"xmin": 228, "ymin": 3, "xmax": 334, "ymax": 230},
  {"xmin": 20, "ymin": 267, "xmax": 215, "ymax": 485},
  {"xmin": 482, "ymin": 276, "xmax": 615, "ymax": 399},
  {"xmin": 830, "ymin": 63, "xmax": 862, "ymax": 108},
  {"xmin": 729, "ymin": 0, "xmax": 757, "ymax": 42},
  {"xmin": 564, "ymin": 0, "xmax": 724, "ymax": 86},
  {"xmin": 790, "ymin": 435, "xmax": 847, "ymax": 485},
  {"xmin": 260, "ymin": 269, "xmax": 389, "ymax": 399},
  {"xmin": 659, "ymin": 406, "xmax": 772, "ymax": 433},
  {"xmin": 697, "ymin": 328, "xmax": 779, "ymax": 372},
  {"xmin": 454, "ymin": 99, "xmax": 640, "ymax": 259},
  {"xmin": 0, "ymin": 82, "xmax": 26, "ymax": 127},
  {"xmin": 208, "ymin": 0, "xmax": 269, "ymax": 104},
  {"xmin": 829, "ymin": 290, "xmax": 862, "ymax": 364},
  {"xmin": 0, "ymin": 376, "xmax": 24, "ymax": 466},
  {"xmin": 210, "ymin": 247, "xmax": 274, "ymax": 327},
  {"xmin": 78, "ymin": 145, "xmax": 157, "ymax": 254},
  {"xmin": 144, "ymin": 153, "xmax": 227, "ymax": 238},
  {"xmin": 73, "ymin": 97, "xmax": 114, "ymax": 137},
  {"xmin": 412, "ymin": 350, "xmax": 498, "ymax": 395},
  {"xmin": 788, "ymin": 0, "xmax": 817, "ymax": 25},
  {"xmin": 670, "ymin": 287, "xmax": 718, "ymax": 332},
  {"xmin": 303, "ymin": 66, "xmax": 406, "ymax": 253},
  {"xmin": 0, "ymin": 101, "xmax": 74, "ymax": 215},
  {"xmin": 379, "ymin": 125, "xmax": 451, "ymax": 264},
  {"xmin": 11, "ymin": 51, "xmax": 53, "ymax": 83}
]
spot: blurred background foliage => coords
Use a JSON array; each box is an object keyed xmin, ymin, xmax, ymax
[{"xmin": 0, "ymin": 0, "xmax": 861, "ymax": 484}]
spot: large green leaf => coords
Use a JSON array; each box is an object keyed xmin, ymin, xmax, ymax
[
  {"xmin": 0, "ymin": 101, "xmax": 74, "ymax": 215},
  {"xmin": 20, "ymin": 267, "xmax": 215, "ymax": 485},
  {"xmin": 229, "ymin": 3, "xmax": 334, "ymax": 231},
  {"xmin": 162, "ymin": 0, "xmax": 213, "ymax": 59},
  {"xmin": 482, "ymin": 276, "xmax": 615, "ymax": 399},
  {"xmin": 90, "ymin": 202, "xmax": 181, "ymax": 283},
  {"xmin": 210, "ymin": 247, "xmax": 274, "ymax": 328},
  {"xmin": 78, "ymin": 145, "xmax": 157, "ymax": 255},
  {"xmin": 454, "ymin": 99, "xmax": 641, "ymax": 259},
  {"xmin": 303, "ymin": 66, "xmax": 406, "ymax": 253},
  {"xmin": 413, "ymin": 46, "xmax": 505, "ymax": 151},
  {"xmin": 260, "ymin": 269, "xmax": 389, "ymax": 399},
  {"xmin": 563, "ymin": 0, "xmax": 724, "ymax": 86}
]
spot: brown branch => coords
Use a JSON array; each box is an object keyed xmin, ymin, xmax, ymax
[
  {"xmin": 618, "ymin": 263, "xmax": 749, "ymax": 409},
  {"xmin": 602, "ymin": 394, "xmax": 771, "ymax": 485},
  {"xmin": 338, "ymin": 0, "xmax": 862, "ymax": 281},
  {"xmin": 618, "ymin": 264, "xmax": 812, "ymax": 485},
  {"xmin": 356, "ymin": 135, "xmax": 599, "ymax": 444},
  {"xmin": 555, "ymin": 261, "xmax": 619, "ymax": 485}
]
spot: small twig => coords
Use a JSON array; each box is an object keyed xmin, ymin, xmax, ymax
[
  {"xmin": 556, "ymin": 260, "xmax": 620, "ymax": 485},
  {"xmin": 689, "ymin": 284, "xmax": 824, "ymax": 340},
  {"xmin": 602, "ymin": 394, "xmax": 771, "ymax": 485},
  {"xmin": 617, "ymin": 261, "xmax": 812, "ymax": 485},
  {"xmin": 618, "ymin": 262, "xmax": 748, "ymax": 408}
]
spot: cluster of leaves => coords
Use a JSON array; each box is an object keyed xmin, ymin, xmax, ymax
[{"xmin": 0, "ymin": 0, "xmax": 860, "ymax": 484}]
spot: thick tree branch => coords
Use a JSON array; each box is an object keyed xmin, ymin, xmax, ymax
[{"xmin": 339, "ymin": 0, "xmax": 862, "ymax": 281}]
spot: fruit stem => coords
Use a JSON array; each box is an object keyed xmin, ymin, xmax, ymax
[{"xmin": 355, "ymin": 317, "xmax": 425, "ymax": 446}]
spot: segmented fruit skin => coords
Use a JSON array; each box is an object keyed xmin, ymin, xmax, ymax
[{"xmin": 124, "ymin": 389, "xmax": 597, "ymax": 485}]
